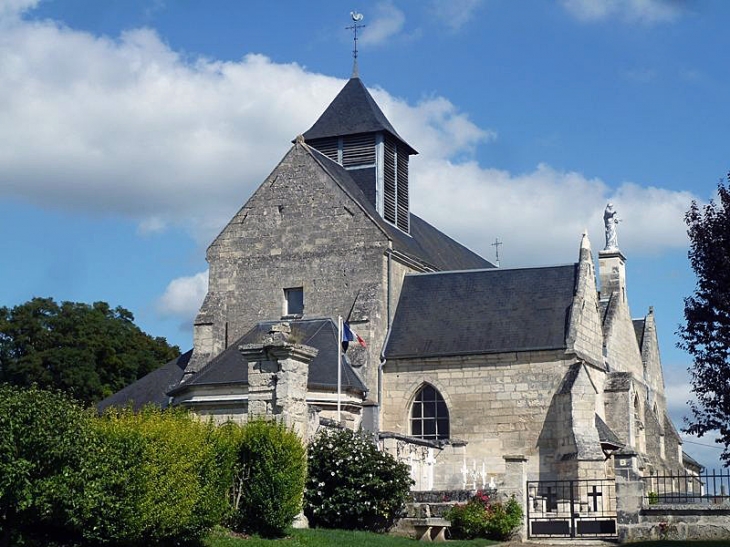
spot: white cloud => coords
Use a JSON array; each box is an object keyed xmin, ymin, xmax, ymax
[
  {"xmin": 428, "ymin": 0, "xmax": 485, "ymax": 31},
  {"xmin": 358, "ymin": 1, "xmax": 406, "ymax": 47},
  {"xmin": 410, "ymin": 160, "xmax": 693, "ymax": 267},
  {"xmin": 156, "ymin": 271, "xmax": 208, "ymax": 318},
  {"xmin": 0, "ymin": 0, "xmax": 39, "ymax": 20},
  {"xmin": 561, "ymin": 0, "xmax": 683, "ymax": 24},
  {"xmin": 0, "ymin": 6, "xmax": 695, "ymax": 269}
]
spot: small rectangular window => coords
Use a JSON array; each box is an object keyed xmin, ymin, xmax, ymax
[{"xmin": 284, "ymin": 287, "xmax": 304, "ymax": 316}]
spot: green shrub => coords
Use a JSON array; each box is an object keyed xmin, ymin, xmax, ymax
[
  {"xmin": 88, "ymin": 406, "xmax": 234, "ymax": 546},
  {"xmin": 230, "ymin": 419, "xmax": 307, "ymax": 538},
  {"xmin": 0, "ymin": 385, "xmax": 93, "ymax": 546},
  {"xmin": 447, "ymin": 491, "xmax": 522, "ymax": 541},
  {"xmin": 484, "ymin": 495, "xmax": 523, "ymax": 540},
  {"xmin": 304, "ymin": 428, "xmax": 413, "ymax": 532},
  {"xmin": 0, "ymin": 387, "xmax": 239, "ymax": 547}
]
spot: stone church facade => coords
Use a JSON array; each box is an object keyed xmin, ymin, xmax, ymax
[{"xmin": 101, "ymin": 74, "xmax": 690, "ymax": 490}]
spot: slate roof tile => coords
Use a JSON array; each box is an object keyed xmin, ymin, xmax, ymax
[
  {"xmin": 309, "ymin": 146, "xmax": 492, "ymax": 272},
  {"xmin": 595, "ymin": 413, "xmax": 624, "ymax": 448},
  {"xmin": 170, "ymin": 318, "xmax": 367, "ymax": 395},
  {"xmin": 96, "ymin": 350, "xmax": 192, "ymax": 412},
  {"xmin": 302, "ymin": 77, "xmax": 416, "ymax": 154},
  {"xmin": 384, "ymin": 264, "xmax": 577, "ymax": 359}
]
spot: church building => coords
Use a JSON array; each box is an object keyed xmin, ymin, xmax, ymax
[{"xmin": 101, "ymin": 68, "xmax": 690, "ymax": 491}]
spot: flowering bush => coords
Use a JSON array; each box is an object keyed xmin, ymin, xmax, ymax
[
  {"xmin": 447, "ymin": 490, "xmax": 522, "ymax": 540},
  {"xmin": 304, "ymin": 428, "xmax": 413, "ymax": 532}
]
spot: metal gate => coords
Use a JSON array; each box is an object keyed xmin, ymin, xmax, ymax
[{"xmin": 526, "ymin": 479, "xmax": 617, "ymax": 539}]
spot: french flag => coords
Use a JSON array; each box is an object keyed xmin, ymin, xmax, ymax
[{"xmin": 342, "ymin": 321, "xmax": 367, "ymax": 348}]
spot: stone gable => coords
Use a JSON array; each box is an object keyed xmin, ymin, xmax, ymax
[{"xmin": 191, "ymin": 143, "xmax": 391, "ymax": 390}]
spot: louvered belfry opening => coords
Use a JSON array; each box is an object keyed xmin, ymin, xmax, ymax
[
  {"xmin": 383, "ymin": 136, "xmax": 410, "ymax": 232},
  {"xmin": 302, "ymin": 77, "xmax": 417, "ymax": 234},
  {"xmin": 311, "ymin": 132, "xmax": 410, "ymax": 234},
  {"xmin": 310, "ymin": 136, "xmax": 339, "ymax": 163},
  {"xmin": 343, "ymin": 134, "xmax": 376, "ymax": 167}
]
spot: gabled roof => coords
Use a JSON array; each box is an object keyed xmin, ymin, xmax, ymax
[
  {"xmin": 302, "ymin": 77, "xmax": 417, "ymax": 155},
  {"xmin": 96, "ymin": 350, "xmax": 192, "ymax": 412},
  {"xmin": 169, "ymin": 318, "xmax": 367, "ymax": 396},
  {"xmin": 384, "ymin": 264, "xmax": 578, "ymax": 359},
  {"xmin": 308, "ymin": 145, "xmax": 492, "ymax": 272}
]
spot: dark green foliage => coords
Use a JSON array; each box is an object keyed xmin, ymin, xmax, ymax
[
  {"xmin": 0, "ymin": 385, "xmax": 92, "ymax": 547},
  {"xmin": 678, "ymin": 177, "xmax": 730, "ymax": 464},
  {"xmin": 447, "ymin": 491, "xmax": 522, "ymax": 541},
  {"xmin": 0, "ymin": 385, "xmax": 236, "ymax": 546},
  {"xmin": 0, "ymin": 297, "xmax": 179, "ymax": 405},
  {"xmin": 304, "ymin": 428, "xmax": 413, "ymax": 533},
  {"xmin": 230, "ymin": 419, "xmax": 307, "ymax": 538}
]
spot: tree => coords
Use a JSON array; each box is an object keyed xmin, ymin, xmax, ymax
[
  {"xmin": 678, "ymin": 175, "xmax": 730, "ymax": 464},
  {"xmin": 0, "ymin": 297, "xmax": 179, "ymax": 405}
]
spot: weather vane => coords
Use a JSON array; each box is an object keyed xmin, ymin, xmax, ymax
[{"xmin": 346, "ymin": 11, "xmax": 365, "ymax": 76}]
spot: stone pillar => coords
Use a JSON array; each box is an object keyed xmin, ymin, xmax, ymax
[
  {"xmin": 599, "ymin": 249, "xmax": 627, "ymax": 302},
  {"xmin": 240, "ymin": 322, "xmax": 318, "ymax": 441},
  {"xmin": 503, "ymin": 454, "xmax": 528, "ymax": 540},
  {"xmin": 614, "ymin": 451, "xmax": 644, "ymax": 543}
]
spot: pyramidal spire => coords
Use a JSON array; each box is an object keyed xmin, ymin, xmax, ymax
[
  {"xmin": 579, "ymin": 230, "xmax": 593, "ymax": 264},
  {"xmin": 580, "ymin": 230, "xmax": 591, "ymax": 251}
]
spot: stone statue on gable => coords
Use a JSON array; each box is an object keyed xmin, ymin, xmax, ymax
[{"xmin": 603, "ymin": 203, "xmax": 620, "ymax": 250}]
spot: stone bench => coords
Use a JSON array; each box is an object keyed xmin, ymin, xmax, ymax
[{"xmin": 412, "ymin": 518, "xmax": 451, "ymax": 542}]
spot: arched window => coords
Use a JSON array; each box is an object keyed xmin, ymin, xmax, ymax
[{"xmin": 411, "ymin": 384, "xmax": 449, "ymax": 440}]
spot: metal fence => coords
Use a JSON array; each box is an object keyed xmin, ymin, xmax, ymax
[
  {"xmin": 643, "ymin": 469, "xmax": 730, "ymax": 504},
  {"xmin": 527, "ymin": 479, "xmax": 617, "ymax": 539}
]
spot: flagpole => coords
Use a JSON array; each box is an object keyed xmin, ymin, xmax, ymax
[{"xmin": 337, "ymin": 315, "xmax": 342, "ymax": 423}]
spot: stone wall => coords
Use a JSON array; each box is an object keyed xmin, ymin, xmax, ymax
[
  {"xmin": 615, "ymin": 465, "xmax": 730, "ymax": 542},
  {"xmin": 381, "ymin": 350, "xmax": 590, "ymax": 488}
]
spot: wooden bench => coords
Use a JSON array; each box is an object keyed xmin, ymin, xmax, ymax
[{"xmin": 412, "ymin": 518, "xmax": 451, "ymax": 542}]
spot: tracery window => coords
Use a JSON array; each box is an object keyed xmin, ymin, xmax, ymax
[{"xmin": 410, "ymin": 384, "xmax": 449, "ymax": 441}]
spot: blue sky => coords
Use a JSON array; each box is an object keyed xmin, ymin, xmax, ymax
[{"xmin": 1, "ymin": 0, "xmax": 727, "ymax": 469}]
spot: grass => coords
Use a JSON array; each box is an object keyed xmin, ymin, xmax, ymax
[
  {"xmin": 204, "ymin": 527, "xmax": 730, "ymax": 547},
  {"xmin": 204, "ymin": 527, "xmax": 499, "ymax": 546}
]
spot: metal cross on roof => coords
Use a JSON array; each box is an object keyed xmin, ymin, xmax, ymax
[
  {"xmin": 346, "ymin": 12, "xmax": 365, "ymax": 77},
  {"xmin": 491, "ymin": 237, "xmax": 503, "ymax": 267}
]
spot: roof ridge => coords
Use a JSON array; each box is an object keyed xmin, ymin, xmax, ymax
[{"xmin": 404, "ymin": 262, "xmax": 577, "ymax": 277}]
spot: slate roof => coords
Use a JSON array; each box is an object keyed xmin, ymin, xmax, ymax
[
  {"xmin": 309, "ymin": 146, "xmax": 492, "ymax": 272},
  {"xmin": 384, "ymin": 264, "xmax": 578, "ymax": 359},
  {"xmin": 169, "ymin": 318, "xmax": 367, "ymax": 395},
  {"xmin": 633, "ymin": 318, "xmax": 645, "ymax": 350},
  {"xmin": 604, "ymin": 372, "xmax": 632, "ymax": 392},
  {"xmin": 595, "ymin": 414, "xmax": 624, "ymax": 448},
  {"xmin": 96, "ymin": 350, "xmax": 192, "ymax": 412},
  {"xmin": 302, "ymin": 77, "xmax": 417, "ymax": 155},
  {"xmin": 683, "ymin": 451, "xmax": 704, "ymax": 471}
]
